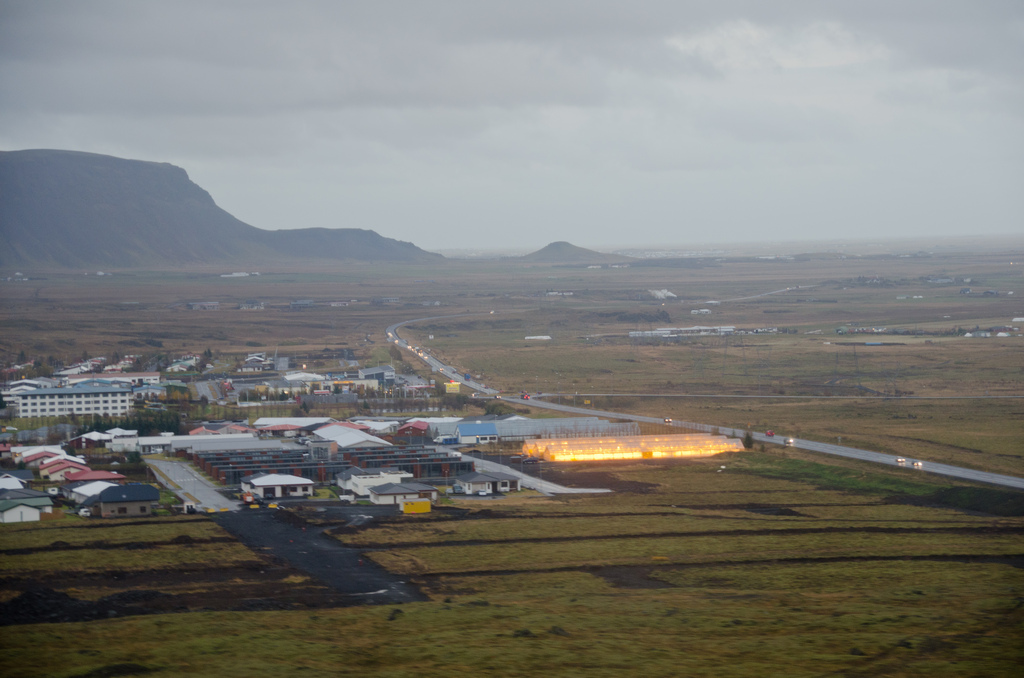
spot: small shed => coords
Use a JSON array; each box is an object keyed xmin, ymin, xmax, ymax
[{"xmin": 400, "ymin": 498, "xmax": 432, "ymax": 514}]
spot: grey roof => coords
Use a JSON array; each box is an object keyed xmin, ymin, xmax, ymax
[
  {"xmin": 370, "ymin": 482, "xmax": 437, "ymax": 495},
  {"xmin": 0, "ymin": 487, "xmax": 51, "ymax": 500},
  {"xmin": 456, "ymin": 472, "xmax": 519, "ymax": 483},
  {"xmin": 97, "ymin": 484, "xmax": 160, "ymax": 503},
  {"xmin": 173, "ymin": 439, "xmax": 284, "ymax": 453},
  {"xmin": 0, "ymin": 499, "xmax": 46, "ymax": 513},
  {"xmin": 427, "ymin": 416, "xmax": 640, "ymax": 439},
  {"xmin": 335, "ymin": 467, "xmax": 368, "ymax": 480},
  {"xmin": 1, "ymin": 470, "xmax": 34, "ymax": 481},
  {"xmin": 16, "ymin": 385, "xmax": 132, "ymax": 396}
]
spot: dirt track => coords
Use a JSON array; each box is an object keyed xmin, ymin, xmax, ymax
[{"xmin": 213, "ymin": 508, "xmax": 428, "ymax": 605}]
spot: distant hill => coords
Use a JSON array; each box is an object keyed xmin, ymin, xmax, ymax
[
  {"xmin": 0, "ymin": 149, "xmax": 442, "ymax": 268},
  {"xmin": 516, "ymin": 241, "xmax": 633, "ymax": 264}
]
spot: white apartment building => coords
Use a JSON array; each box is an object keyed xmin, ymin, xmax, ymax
[{"xmin": 12, "ymin": 385, "xmax": 134, "ymax": 418}]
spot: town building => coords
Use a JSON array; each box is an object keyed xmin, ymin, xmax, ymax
[
  {"xmin": 241, "ymin": 473, "xmax": 314, "ymax": 500},
  {"xmin": 81, "ymin": 484, "xmax": 160, "ymax": 518},
  {"xmin": 367, "ymin": 482, "xmax": 439, "ymax": 505},
  {"xmin": 454, "ymin": 471, "xmax": 521, "ymax": 495},
  {"xmin": 10, "ymin": 384, "xmax": 133, "ymax": 418}
]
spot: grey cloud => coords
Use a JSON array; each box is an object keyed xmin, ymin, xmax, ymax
[{"xmin": 1, "ymin": 1, "xmax": 1021, "ymax": 249}]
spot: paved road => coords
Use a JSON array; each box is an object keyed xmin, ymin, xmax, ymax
[
  {"xmin": 514, "ymin": 398, "xmax": 1024, "ymax": 491},
  {"xmin": 462, "ymin": 453, "xmax": 612, "ymax": 495},
  {"xmin": 147, "ymin": 458, "xmax": 240, "ymax": 511}
]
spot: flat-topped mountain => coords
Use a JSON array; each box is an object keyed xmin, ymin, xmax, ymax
[
  {"xmin": 0, "ymin": 149, "xmax": 442, "ymax": 268},
  {"xmin": 516, "ymin": 241, "xmax": 633, "ymax": 264}
]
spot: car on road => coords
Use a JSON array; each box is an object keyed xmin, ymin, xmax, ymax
[
  {"xmin": 896, "ymin": 457, "xmax": 906, "ymax": 464},
  {"xmin": 77, "ymin": 508, "xmax": 91, "ymax": 517},
  {"xmin": 522, "ymin": 458, "xmax": 541, "ymax": 464},
  {"xmin": 912, "ymin": 461, "xmax": 923, "ymax": 468},
  {"xmin": 521, "ymin": 393, "xmax": 530, "ymax": 399},
  {"xmin": 477, "ymin": 490, "xmax": 489, "ymax": 496},
  {"xmin": 664, "ymin": 418, "xmax": 673, "ymax": 423},
  {"xmin": 765, "ymin": 430, "xmax": 775, "ymax": 437},
  {"xmin": 785, "ymin": 438, "xmax": 795, "ymax": 446}
]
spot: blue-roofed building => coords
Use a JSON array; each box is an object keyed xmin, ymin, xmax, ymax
[{"xmin": 456, "ymin": 422, "xmax": 499, "ymax": 445}]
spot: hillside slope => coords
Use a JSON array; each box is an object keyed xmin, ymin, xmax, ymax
[
  {"xmin": 0, "ymin": 149, "xmax": 441, "ymax": 268},
  {"xmin": 516, "ymin": 241, "xmax": 633, "ymax": 264}
]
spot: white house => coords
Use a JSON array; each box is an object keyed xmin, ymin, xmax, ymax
[
  {"xmin": 367, "ymin": 482, "xmax": 439, "ymax": 505},
  {"xmin": 454, "ymin": 471, "xmax": 521, "ymax": 495},
  {"xmin": 336, "ymin": 468, "xmax": 413, "ymax": 498},
  {"xmin": 0, "ymin": 502, "xmax": 41, "ymax": 523},
  {"xmin": 241, "ymin": 473, "xmax": 314, "ymax": 499},
  {"xmin": 0, "ymin": 477, "xmax": 25, "ymax": 491}
]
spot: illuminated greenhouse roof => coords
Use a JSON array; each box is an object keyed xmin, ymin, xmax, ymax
[{"xmin": 522, "ymin": 433, "xmax": 743, "ymax": 462}]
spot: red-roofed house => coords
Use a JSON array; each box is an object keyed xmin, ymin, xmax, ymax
[
  {"xmin": 316, "ymin": 421, "xmax": 371, "ymax": 433},
  {"xmin": 396, "ymin": 420, "xmax": 430, "ymax": 436},
  {"xmin": 189, "ymin": 422, "xmax": 257, "ymax": 436},
  {"xmin": 39, "ymin": 459, "xmax": 91, "ymax": 482},
  {"xmin": 64, "ymin": 469, "xmax": 126, "ymax": 484},
  {"xmin": 67, "ymin": 431, "xmax": 114, "ymax": 450},
  {"xmin": 22, "ymin": 451, "xmax": 64, "ymax": 468}
]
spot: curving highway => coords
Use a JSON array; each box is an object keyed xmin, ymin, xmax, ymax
[{"xmin": 386, "ymin": 315, "xmax": 499, "ymax": 395}]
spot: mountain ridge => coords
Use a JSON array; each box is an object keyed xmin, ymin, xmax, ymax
[{"xmin": 0, "ymin": 149, "xmax": 442, "ymax": 268}]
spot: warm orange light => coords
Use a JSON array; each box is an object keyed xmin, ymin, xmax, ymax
[{"xmin": 522, "ymin": 434, "xmax": 743, "ymax": 462}]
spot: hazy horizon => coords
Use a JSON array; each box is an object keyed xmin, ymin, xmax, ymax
[{"xmin": 2, "ymin": 2, "xmax": 1021, "ymax": 251}]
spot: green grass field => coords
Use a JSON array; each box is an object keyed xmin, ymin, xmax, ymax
[{"xmin": 2, "ymin": 452, "xmax": 1022, "ymax": 677}]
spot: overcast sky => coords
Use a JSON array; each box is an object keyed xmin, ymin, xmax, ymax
[{"xmin": 2, "ymin": 1, "xmax": 1021, "ymax": 253}]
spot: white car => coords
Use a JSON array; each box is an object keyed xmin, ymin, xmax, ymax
[{"xmin": 896, "ymin": 457, "xmax": 906, "ymax": 464}]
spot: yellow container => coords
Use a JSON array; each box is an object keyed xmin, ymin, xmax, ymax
[{"xmin": 401, "ymin": 499, "xmax": 431, "ymax": 514}]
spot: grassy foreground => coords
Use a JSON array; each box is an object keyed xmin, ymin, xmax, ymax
[{"xmin": 2, "ymin": 452, "xmax": 1022, "ymax": 677}]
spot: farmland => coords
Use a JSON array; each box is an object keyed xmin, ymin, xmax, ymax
[
  {"xmin": 2, "ymin": 237, "xmax": 1023, "ymax": 675},
  {"xmin": 2, "ymin": 452, "xmax": 1023, "ymax": 677}
]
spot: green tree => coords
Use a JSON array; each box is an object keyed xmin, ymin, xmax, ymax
[{"xmin": 742, "ymin": 431, "xmax": 754, "ymax": 450}]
